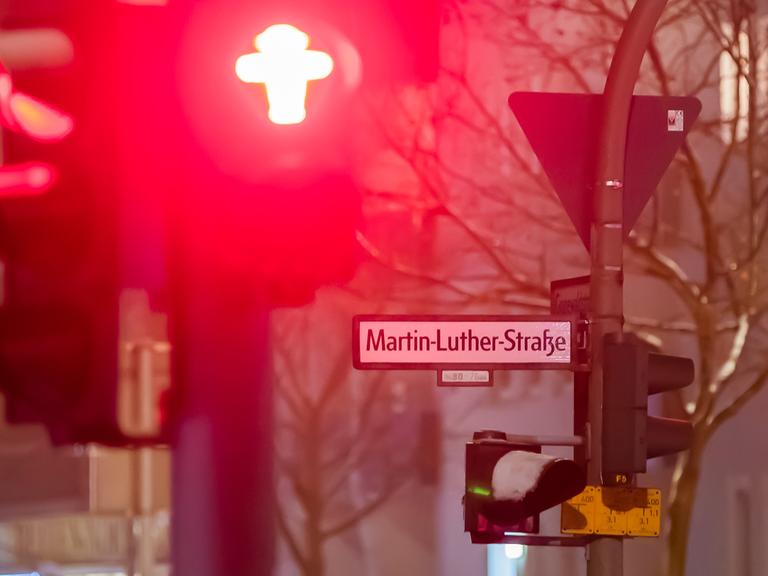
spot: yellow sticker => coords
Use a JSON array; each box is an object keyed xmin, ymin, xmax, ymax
[
  {"xmin": 561, "ymin": 486, "xmax": 661, "ymax": 538},
  {"xmin": 561, "ymin": 486, "xmax": 596, "ymax": 534},
  {"xmin": 626, "ymin": 489, "xmax": 661, "ymax": 537}
]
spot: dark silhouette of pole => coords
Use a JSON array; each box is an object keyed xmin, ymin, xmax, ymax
[
  {"xmin": 170, "ymin": 250, "xmax": 274, "ymax": 576},
  {"xmin": 589, "ymin": 1, "xmax": 668, "ymax": 574}
]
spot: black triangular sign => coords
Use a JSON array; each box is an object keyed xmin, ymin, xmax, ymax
[{"xmin": 508, "ymin": 92, "xmax": 701, "ymax": 251}]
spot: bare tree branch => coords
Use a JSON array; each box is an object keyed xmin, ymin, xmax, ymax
[{"xmin": 276, "ymin": 499, "xmax": 308, "ymax": 573}]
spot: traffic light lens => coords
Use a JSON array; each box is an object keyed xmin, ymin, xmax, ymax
[
  {"xmin": 236, "ymin": 24, "xmax": 334, "ymax": 125},
  {"xmin": 0, "ymin": 163, "xmax": 55, "ymax": 198},
  {"xmin": 469, "ymin": 486, "xmax": 492, "ymax": 497},
  {"xmin": 25, "ymin": 164, "xmax": 54, "ymax": 189},
  {"xmin": 9, "ymin": 92, "xmax": 74, "ymax": 141}
]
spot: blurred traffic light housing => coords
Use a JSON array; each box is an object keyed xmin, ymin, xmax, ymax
[
  {"xmin": 0, "ymin": 1, "xmax": 167, "ymax": 444},
  {"xmin": 0, "ymin": 0, "xmax": 442, "ymax": 443},
  {"xmin": 174, "ymin": 0, "xmax": 441, "ymax": 306}
]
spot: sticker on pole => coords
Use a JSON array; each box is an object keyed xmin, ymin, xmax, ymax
[
  {"xmin": 561, "ymin": 486, "xmax": 661, "ymax": 537},
  {"xmin": 353, "ymin": 315, "xmax": 575, "ymax": 370},
  {"xmin": 667, "ymin": 109, "xmax": 684, "ymax": 132}
]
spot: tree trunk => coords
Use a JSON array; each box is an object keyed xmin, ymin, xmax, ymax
[
  {"xmin": 303, "ymin": 531, "xmax": 325, "ymax": 576},
  {"xmin": 303, "ymin": 487, "xmax": 325, "ymax": 576},
  {"xmin": 666, "ymin": 433, "xmax": 705, "ymax": 576},
  {"xmin": 302, "ymin": 411, "xmax": 326, "ymax": 576}
]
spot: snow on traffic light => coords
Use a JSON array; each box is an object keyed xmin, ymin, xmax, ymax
[{"xmin": 465, "ymin": 430, "xmax": 586, "ymax": 544}]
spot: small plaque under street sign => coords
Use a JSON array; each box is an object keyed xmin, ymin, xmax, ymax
[
  {"xmin": 561, "ymin": 486, "xmax": 661, "ymax": 537},
  {"xmin": 353, "ymin": 315, "xmax": 574, "ymax": 370},
  {"xmin": 438, "ymin": 369, "xmax": 492, "ymax": 387}
]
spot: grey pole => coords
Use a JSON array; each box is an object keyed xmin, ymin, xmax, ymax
[{"xmin": 588, "ymin": 1, "xmax": 668, "ymax": 574}]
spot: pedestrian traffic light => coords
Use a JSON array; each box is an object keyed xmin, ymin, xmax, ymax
[
  {"xmin": 464, "ymin": 430, "xmax": 586, "ymax": 543},
  {"xmin": 0, "ymin": 1, "xmax": 167, "ymax": 445},
  {"xmin": 172, "ymin": 0, "xmax": 441, "ymax": 306},
  {"xmin": 0, "ymin": 0, "xmax": 443, "ymax": 443},
  {"xmin": 602, "ymin": 334, "xmax": 695, "ymax": 478},
  {"xmin": 235, "ymin": 23, "xmax": 335, "ymax": 126}
]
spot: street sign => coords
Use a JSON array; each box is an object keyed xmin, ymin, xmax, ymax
[
  {"xmin": 508, "ymin": 92, "xmax": 701, "ymax": 251},
  {"xmin": 353, "ymin": 315, "xmax": 575, "ymax": 369},
  {"xmin": 550, "ymin": 275, "xmax": 591, "ymax": 317},
  {"xmin": 550, "ymin": 276, "xmax": 591, "ymax": 470},
  {"xmin": 551, "ymin": 275, "xmax": 591, "ymax": 354},
  {"xmin": 561, "ymin": 486, "xmax": 661, "ymax": 537}
]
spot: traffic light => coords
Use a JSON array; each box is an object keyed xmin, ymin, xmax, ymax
[
  {"xmin": 0, "ymin": 0, "xmax": 442, "ymax": 443},
  {"xmin": 602, "ymin": 334, "xmax": 695, "ymax": 478},
  {"xmin": 464, "ymin": 430, "xmax": 586, "ymax": 543},
  {"xmin": 0, "ymin": 1, "xmax": 166, "ymax": 444},
  {"xmin": 171, "ymin": 0, "xmax": 441, "ymax": 306},
  {"xmin": 0, "ymin": 2, "xmax": 111, "ymax": 443}
]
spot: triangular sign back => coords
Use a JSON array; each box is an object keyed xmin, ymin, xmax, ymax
[{"xmin": 508, "ymin": 92, "xmax": 701, "ymax": 251}]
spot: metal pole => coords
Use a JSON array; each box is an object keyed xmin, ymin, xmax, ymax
[
  {"xmin": 170, "ymin": 263, "xmax": 274, "ymax": 575},
  {"xmin": 588, "ymin": 1, "xmax": 668, "ymax": 574},
  {"xmin": 135, "ymin": 343, "xmax": 156, "ymax": 576}
]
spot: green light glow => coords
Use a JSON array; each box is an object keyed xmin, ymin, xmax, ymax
[{"xmin": 469, "ymin": 486, "xmax": 492, "ymax": 497}]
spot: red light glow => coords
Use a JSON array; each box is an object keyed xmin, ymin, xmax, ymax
[
  {"xmin": 0, "ymin": 69, "xmax": 73, "ymax": 142},
  {"xmin": 235, "ymin": 24, "xmax": 334, "ymax": 125},
  {"xmin": 0, "ymin": 64, "xmax": 70, "ymax": 199},
  {"xmin": 0, "ymin": 162, "xmax": 56, "ymax": 198},
  {"xmin": 8, "ymin": 91, "xmax": 74, "ymax": 141}
]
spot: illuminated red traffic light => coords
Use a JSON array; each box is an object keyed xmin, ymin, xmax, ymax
[
  {"xmin": 0, "ymin": 65, "xmax": 73, "ymax": 142},
  {"xmin": 0, "ymin": 162, "xmax": 55, "ymax": 198},
  {"xmin": 235, "ymin": 24, "xmax": 334, "ymax": 125}
]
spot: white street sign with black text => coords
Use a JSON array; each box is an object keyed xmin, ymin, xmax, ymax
[{"xmin": 353, "ymin": 315, "xmax": 574, "ymax": 370}]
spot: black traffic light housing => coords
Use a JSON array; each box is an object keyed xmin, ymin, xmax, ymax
[
  {"xmin": 0, "ymin": 2, "xmax": 173, "ymax": 445},
  {"xmin": 602, "ymin": 333, "xmax": 694, "ymax": 478},
  {"xmin": 465, "ymin": 430, "xmax": 585, "ymax": 544},
  {"xmin": 0, "ymin": 1, "xmax": 124, "ymax": 444}
]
